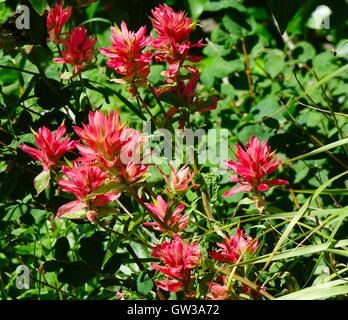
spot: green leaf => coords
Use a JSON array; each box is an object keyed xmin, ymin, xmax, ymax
[
  {"xmin": 81, "ymin": 18, "xmax": 112, "ymax": 26},
  {"xmin": 86, "ymin": 0, "xmax": 100, "ymax": 18},
  {"xmin": 28, "ymin": 0, "xmax": 48, "ymax": 16},
  {"xmin": 159, "ymin": 92, "xmax": 184, "ymax": 107},
  {"xmin": 277, "ymin": 278, "xmax": 348, "ymax": 300},
  {"xmin": 30, "ymin": 208, "xmax": 47, "ymax": 224},
  {"xmin": 79, "ymin": 235, "xmax": 106, "ymax": 268},
  {"xmin": 3, "ymin": 204, "xmax": 27, "ymax": 221},
  {"xmin": 287, "ymin": 63, "xmax": 348, "ymax": 110},
  {"xmin": 103, "ymin": 252, "xmax": 128, "ymax": 274},
  {"xmin": 252, "ymin": 97, "xmax": 280, "ymax": 121},
  {"xmin": 266, "ymin": 0, "xmax": 304, "ymax": 33},
  {"xmin": 293, "ymin": 41, "xmax": 316, "ymax": 63},
  {"xmin": 293, "ymin": 161, "xmax": 310, "ymax": 184},
  {"xmin": 204, "ymin": 0, "xmax": 245, "ymax": 12},
  {"xmin": 58, "ymin": 262, "xmax": 95, "ymax": 287},
  {"xmin": 262, "ymin": 171, "xmax": 348, "ymax": 270},
  {"xmin": 43, "ymin": 260, "xmax": 63, "ymax": 272},
  {"xmin": 34, "ymin": 78, "xmax": 71, "ymax": 110},
  {"xmin": 187, "ymin": 0, "xmax": 208, "ymax": 19},
  {"xmin": 253, "ymin": 243, "xmax": 330, "ymax": 264},
  {"xmin": 264, "ymin": 50, "xmax": 285, "ymax": 78},
  {"xmin": 54, "ymin": 237, "xmax": 70, "ymax": 261},
  {"xmin": 136, "ymin": 270, "xmax": 153, "ymax": 295},
  {"xmin": 222, "ymin": 15, "xmax": 244, "ymax": 37},
  {"xmin": 34, "ymin": 170, "xmax": 50, "ymax": 196},
  {"xmin": 147, "ymin": 65, "xmax": 164, "ymax": 84},
  {"xmin": 238, "ymin": 124, "xmax": 266, "ymax": 144},
  {"xmin": 285, "ymin": 137, "xmax": 348, "ymax": 163},
  {"xmin": 200, "ymin": 56, "xmax": 243, "ymax": 86},
  {"xmin": 312, "ymin": 51, "xmax": 338, "ymax": 78}
]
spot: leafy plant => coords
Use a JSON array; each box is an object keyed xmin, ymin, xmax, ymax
[{"xmin": 0, "ymin": 0, "xmax": 347, "ymax": 301}]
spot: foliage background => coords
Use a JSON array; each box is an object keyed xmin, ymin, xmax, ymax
[{"xmin": 0, "ymin": 0, "xmax": 347, "ymax": 300}]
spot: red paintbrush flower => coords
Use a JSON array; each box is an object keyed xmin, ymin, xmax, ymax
[
  {"xmin": 150, "ymin": 4, "xmax": 204, "ymax": 78},
  {"xmin": 151, "ymin": 235, "xmax": 201, "ymax": 293},
  {"xmin": 19, "ymin": 125, "xmax": 75, "ymax": 171},
  {"xmin": 46, "ymin": 2, "xmax": 72, "ymax": 44},
  {"xmin": 100, "ymin": 22, "xmax": 152, "ymax": 93},
  {"xmin": 223, "ymin": 136, "xmax": 288, "ymax": 197},
  {"xmin": 157, "ymin": 163, "xmax": 196, "ymax": 194},
  {"xmin": 151, "ymin": 4, "xmax": 192, "ymax": 44},
  {"xmin": 57, "ymin": 162, "xmax": 119, "ymax": 221},
  {"xmin": 53, "ymin": 26, "xmax": 96, "ymax": 73},
  {"xmin": 209, "ymin": 227, "xmax": 258, "ymax": 264},
  {"xmin": 73, "ymin": 110, "xmax": 128, "ymax": 169},
  {"xmin": 73, "ymin": 111, "xmax": 148, "ymax": 183},
  {"xmin": 207, "ymin": 276, "xmax": 230, "ymax": 300},
  {"xmin": 144, "ymin": 195, "xmax": 188, "ymax": 233}
]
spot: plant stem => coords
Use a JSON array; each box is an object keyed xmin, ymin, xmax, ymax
[
  {"xmin": 241, "ymin": 37, "xmax": 254, "ymax": 101},
  {"xmin": 148, "ymin": 83, "xmax": 166, "ymax": 115},
  {"xmin": 136, "ymin": 93, "xmax": 159, "ymax": 128},
  {"xmin": 31, "ymin": 275, "xmax": 80, "ymax": 300},
  {"xmin": 0, "ymin": 64, "xmax": 38, "ymax": 75},
  {"xmin": 231, "ymin": 272, "xmax": 275, "ymax": 300},
  {"xmin": 186, "ymin": 123, "xmax": 214, "ymax": 221},
  {"xmin": 125, "ymin": 244, "xmax": 146, "ymax": 271},
  {"xmin": 94, "ymin": 218, "xmax": 152, "ymax": 248},
  {"xmin": 281, "ymin": 101, "xmax": 348, "ymax": 171},
  {"xmin": 79, "ymin": 73, "xmax": 92, "ymax": 109}
]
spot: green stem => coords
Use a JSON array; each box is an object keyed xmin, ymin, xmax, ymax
[
  {"xmin": 0, "ymin": 64, "xmax": 38, "ymax": 75},
  {"xmin": 94, "ymin": 218, "xmax": 152, "ymax": 248},
  {"xmin": 79, "ymin": 73, "xmax": 92, "ymax": 109},
  {"xmin": 148, "ymin": 83, "xmax": 166, "ymax": 115},
  {"xmin": 136, "ymin": 94, "xmax": 159, "ymax": 128}
]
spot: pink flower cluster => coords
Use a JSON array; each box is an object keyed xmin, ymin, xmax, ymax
[
  {"xmin": 157, "ymin": 163, "xmax": 196, "ymax": 194},
  {"xmin": 144, "ymin": 195, "xmax": 188, "ymax": 233},
  {"xmin": 207, "ymin": 276, "xmax": 230, "ymax": 300},
  {"xmin": 151, "ymin": 235, "xmax": 202, "ymax": 293},
  {"xmin": 46, "ymin": 2, "xmax": 72, "ymax": 44},
  {"xmin": 47, "ymin": 2, "xmax": 96, "ymax": 73},
  {"xmin": 223, "ymin": 136, "xmax": 288, "ymax": 197},
  {"xmin": 98, "ymin": 4, "xmax": 216, "ymax": 120},
  {"xmin": 151, "ymin": 4, "xmax": 204, "ymax": 79},
  {"xmin": 19, "ymin": 125, "xmax": 75, "ymax": 171},
  {"xmin": 150, "ymin": 5, "xmax": 216, "ymax": 120},
  {"xmin": 20, "ymin": 110, "xmax": 147, "ymax": 221},
  {"xmin": 73, "ymin": 110, "xmax": 147, "ymax": 182},
  {"xmin": 53, "ymin": 26, "xmax": 96, "ymax": 74},
  {"xmin": 99, "ymin": 22, "xmax": 152, "ymax": 94},
  {"xmin": 57, "ymin": 162, "xmax": 119, "ymax": 221},
  {"xmin": 206, "ymin": 227, "xmax": 259, "ymax": 300},
  {"xmin": 142, "ymin": 163, "xmax": 196, "ymax": 234},
  {"xmin": 18, "ymin": 3, "xmax": 293, "ymax": 301},
  {"xmin": 100, "ymin": 4, "xmax": 203, "ymax": 89},
  {"xmin": 209, "ymin": 227, "xmax": 258, "ymax": 264}
]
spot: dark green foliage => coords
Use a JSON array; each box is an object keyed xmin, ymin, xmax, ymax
[{"xmin": 0, "ymin": 0, "xmax": 348, "ymax": 301}]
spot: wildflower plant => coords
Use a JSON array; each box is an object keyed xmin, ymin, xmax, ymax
[{"xmin": 1, "ymin": 0, "xmax": 348, "ymax": 302}]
